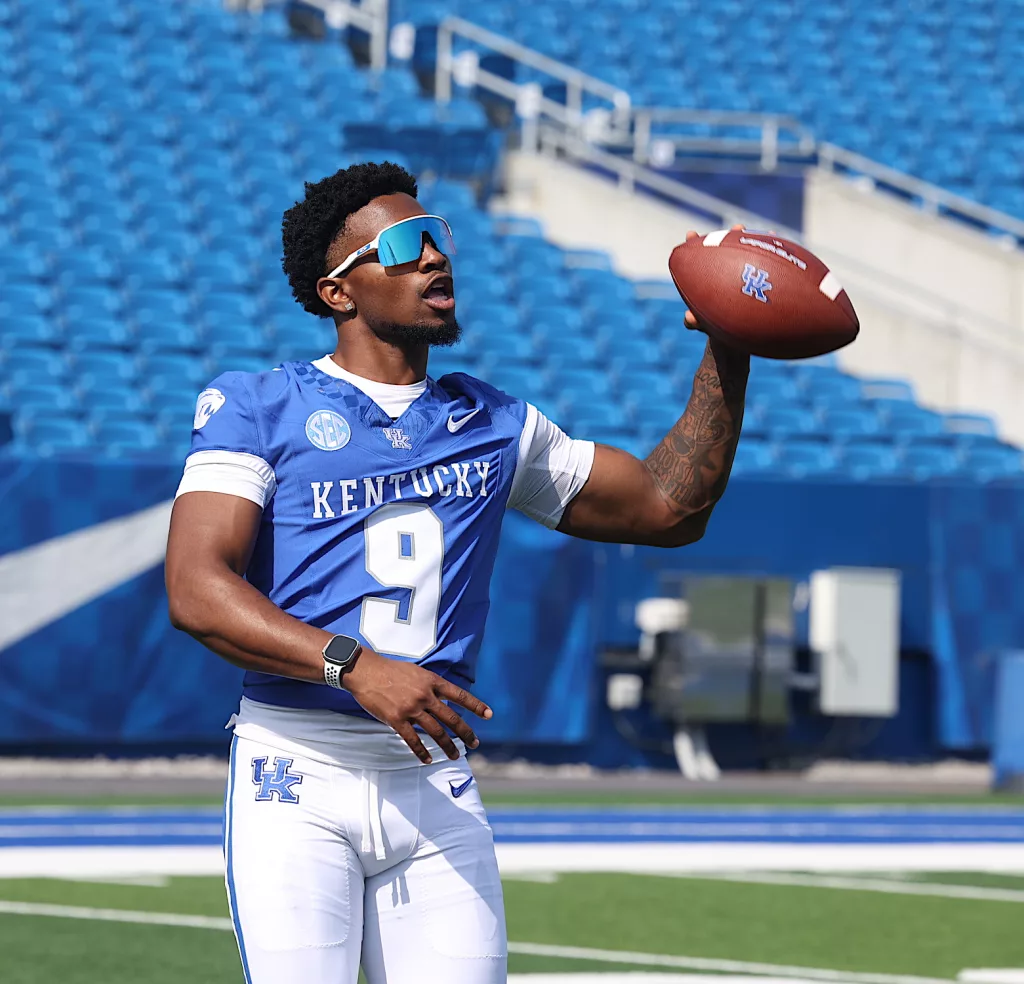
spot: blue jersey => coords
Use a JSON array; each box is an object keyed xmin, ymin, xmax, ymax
[{"xmin": 188, "ymin": 360, "xmax": 529, "ymax": 718}]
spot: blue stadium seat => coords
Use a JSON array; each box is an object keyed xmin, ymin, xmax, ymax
[
  {"xmin": 542, "ymin": 332, "xmax": 600, "ymax": 368},
  {"xmin": 900, "ymin": 445, "xmax": 962, "ymax": 480},
  {"xmin": 8, "ymin": 381, "xmax": 79, "ymax": 414},
  {"xmin": 0, "ymin": 314, "xmax": 61, "ymax": 348},
  {"xmin": 942, "ymin": 412, "xmax": 1000, "ymax": 441},
  {"xmin": 73, "ymin": 351, "xmax": 139, "ymax": 384},
  {"xmin": 485, "ymin": 365, "xmax": 545, "ymax": 401},
  {"xmin": 731, "ymin": 440, "xmax": 778, "ymax": 477},
  {"xmin": 66, "ymin": 316, "xmax": 133, "ymax": 352},
  {"xmin": 745, "ymin": 373, "xmax": 801, "ymax": 406},
  {"xmin": 475, "ymin": 333, "xmax": 536, "ymax": 366},
  {"xmin": 963, "ymin": 445, "xmax": 1024, "ymax": 482},
  {"xmin": 135, "ymin": 320, "xmax": 202, "ymax": 355},
  {"xmin": 760, "ymin": 405, "xmax": 824, "ymax": 440},
  {"xmin": 428, "ymin": 348, "xmax": 478, "ymax": 378},
  {"xmin": 840, "ymin": 441, "xmax": 902, "ymax": 480},
  {"xmin": 94, "ymin": 418, "xmax": 163, "ymax": 457},
  {"xmin": 18, "ymin": 416, "xmax": 91, "ymax": 456},
  {"xmin": 820, "ymin": 406, "xmax": 884, "ymax": 440},
  {"xmin": 78, "ymin": 379, "xmax": 147, "ymax": 415},
  {"xmin": 779, "ymin": 439, "xmax": 840, "ymax": 478}
]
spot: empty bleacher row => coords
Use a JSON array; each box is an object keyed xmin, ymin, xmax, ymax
[
  {"xmin": 395, "ymin": 0, "xmax": 1024, "ymax": 221},
  {"xmin": 0, "ymin": 0, "xmax": 1021, "ymax": 482}
]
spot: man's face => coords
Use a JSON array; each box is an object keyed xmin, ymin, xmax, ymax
[{"xmin": 321, "ymin": 193, "xmax": 460, "ymax": 347}]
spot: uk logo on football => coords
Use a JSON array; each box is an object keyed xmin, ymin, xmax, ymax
[
  {"xmin": 251, "ymin": 756, "xmax": 304, "ymax": 803},
  {"xmin": 741, "ymin": 263, "xmax": 772, "ymax": 303}
]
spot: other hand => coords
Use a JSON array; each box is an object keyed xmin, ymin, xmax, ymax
[
  {"xmin": 342, "ymin": 648, "xmax": 492, "ymax": 764},
  {"xmin": 682, "ymin": 224, "xmax": 746, "ymax": 330}
]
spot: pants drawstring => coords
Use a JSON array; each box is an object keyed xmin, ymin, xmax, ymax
[{"xmin": 360, "ymin": 769, "xmax": 386, "ymax": 861}]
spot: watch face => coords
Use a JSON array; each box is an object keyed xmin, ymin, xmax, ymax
[{"xmin": 324, "ymin": 635, "xmax": 360, "ymax": 666}]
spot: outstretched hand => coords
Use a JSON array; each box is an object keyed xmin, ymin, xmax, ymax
[
  {"xmin": 342, "ymin": 648, "xmax": 492, "ymax": 764},
  {"xmin": 682, "ymin": 224, "xmax": 746, "ymax": 330}
]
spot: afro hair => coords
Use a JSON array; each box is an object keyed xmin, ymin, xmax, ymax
[{"xmin": 281, "ymin": 161, "xmax": 418, "ymax": 318}]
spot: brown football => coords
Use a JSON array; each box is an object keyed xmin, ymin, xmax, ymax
[{"xmin": 668, "ymin": 229, "xmax": 859, "ymax": 359}]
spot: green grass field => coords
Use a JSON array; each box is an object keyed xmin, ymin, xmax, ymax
[
  {"xmin": 2, "ymin": 788, "xmax": 1022, "ymax": 982},
  {"xmin": 1, "ymin": 869, "xmax": 1023, "ymax": 983}
]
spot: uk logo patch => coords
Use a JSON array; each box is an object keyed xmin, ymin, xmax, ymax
[
  {"xmin": 194, "ymin": 388, "xmax": 225, "ymax": 429},
  {"xmin": 251, "ymin": 756, "xmax": 303, "ymax": 804},
  {"xmin": 741, "ymin": 263, "xmax": 772, "ymax": 303},
  {"xmin": 383, "ymin": 427, "xmax": 412, "ymax": 450},
  {"xmin": 305, "ymin": 409, "xmax": 351, "ymax": 451}
]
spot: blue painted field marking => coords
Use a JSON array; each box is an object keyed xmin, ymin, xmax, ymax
[{"xmin": 0, "ymin": 807, "xmax": 1022, "ymax": 848}]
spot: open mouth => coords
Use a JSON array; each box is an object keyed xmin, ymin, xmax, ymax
[{"xmin": 421, "ymin": 276, "xmax": 455, "ymax": 311}]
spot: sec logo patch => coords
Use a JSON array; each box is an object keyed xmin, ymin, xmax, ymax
[
  {"xmin": 194, "ymin": 388, "xmax": 226, "ymax": 429},
  {"xmin": 305, "ymin": 409, "xmax": 351, "ymax": 451}
]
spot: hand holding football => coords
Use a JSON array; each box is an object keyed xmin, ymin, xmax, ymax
[{"xmin": 671, "ymin": 228, "xmax": 859, "ymax": 360}]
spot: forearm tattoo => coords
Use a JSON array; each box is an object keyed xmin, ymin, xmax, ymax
[{"xmin": 644, "ymin": 339, "xmax": 749, "ymax": 516}]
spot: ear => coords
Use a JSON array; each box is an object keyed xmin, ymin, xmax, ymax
[{"xmin": 317, "ymin": 277, "xmax": 356, "ymax": 315}]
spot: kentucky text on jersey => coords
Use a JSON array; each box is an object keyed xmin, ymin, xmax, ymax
[{"xmin": 309, "ymin": 461, "xmax": 490, "ymax": 519}]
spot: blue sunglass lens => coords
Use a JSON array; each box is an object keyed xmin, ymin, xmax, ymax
[{"xmin": 377, "ymin": 218, "xmax": 455, "ymax": 267}]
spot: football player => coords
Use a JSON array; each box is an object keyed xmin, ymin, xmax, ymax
[{"xmin": 165, "ymin": 162, "xmax": 748, "ymax": 983}]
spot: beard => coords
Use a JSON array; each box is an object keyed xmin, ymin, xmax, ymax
[{"xmin": 371, "ymin": 317, "xmax": 463, "ymax": 348}]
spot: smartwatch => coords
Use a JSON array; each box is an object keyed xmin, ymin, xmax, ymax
[{"xmin": 322, "ymin": 634, "xmax": 363, "ymax": 689}]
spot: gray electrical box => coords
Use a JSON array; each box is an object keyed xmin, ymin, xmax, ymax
[
  {"xmin": 650, "ymin": 576, "xmax": 794, "ymax": 725},
  {"xmin": 809, "ymin": 568, "xmax": 901, "ymax": 717}
]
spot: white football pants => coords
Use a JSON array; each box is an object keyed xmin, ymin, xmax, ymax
[{"xmin": 224, "ymin": 733, "xmax": 507, "ymax": 983}]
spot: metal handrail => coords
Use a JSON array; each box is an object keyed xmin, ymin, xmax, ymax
[
  {"xmin": 541, "ymin": 124, "xmax": 1024, "ymax": 363},
  {"xmin": 435, "ymin": 16, "xmax": 631, "ymax": 129},
  {"xmin": 244, "ymin": 0, "xmax": 390, "ymax": 70},
  {"xmin": 432, "ymin": 18, "xmax": 1024, "ymax": 247},
  {"xmin": 630, "ymin": 107, "xmax": 815, "ymax": 171},
  {"xmin": 817, "ymin": 142, "xmax": 1024, "ymax": 242}
]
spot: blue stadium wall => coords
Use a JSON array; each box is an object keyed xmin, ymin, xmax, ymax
[{"xmin": 1, "ymin": 455, "xmax": 1021, "ymax": 762}]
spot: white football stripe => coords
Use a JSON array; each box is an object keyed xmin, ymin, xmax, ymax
[
  {"xmin": 818, "ymin": 271, "xmax": 843, "ymax": 300},
  {"xmin": 702, "ymin": 229, "xmax": 731, "ymax": 247}
]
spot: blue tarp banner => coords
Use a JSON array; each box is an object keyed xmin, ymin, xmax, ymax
[{"xmin": 1, "ymin": 457, "xmax": 1023, "ymax": 751}]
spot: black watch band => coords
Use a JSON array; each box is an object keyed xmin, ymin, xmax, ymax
[{"xmin": 322, "ymin": 635, "xmax": 363, "ymax": 689}]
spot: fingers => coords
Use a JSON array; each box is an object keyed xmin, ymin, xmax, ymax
[
  {"xmin": 683, "ymin": 310, "xmax": 698, "ymax": 329},
  {"xmin": 684, "ymin": 229, "xmax": 699, "ymax": 241},
  {"xmin": 394, "ymin": 722, "xmax": 433, "ymax": 765},
  {"xmin": 416, "ymin": 712, "xmax": 458, "ymax": 760},
  {"xmin": 435, "ymin": 680, "xmax": 492, "ymax": 719},
  {"xmin": 416, "ymin": 712, "xmax": 461, "ymax": 761},
  {"xmin": 429, "ymin": 702, "xmax": 480, "ymax": 750}
]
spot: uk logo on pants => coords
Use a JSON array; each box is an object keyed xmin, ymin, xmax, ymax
[{"xmin": 251, "ymin": 756, "xmax": 304, "ymax": 803}]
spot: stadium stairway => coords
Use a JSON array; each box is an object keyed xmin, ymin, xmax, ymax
[
  {"xmin": 391, "ymin": 0, "xmax": 1024, "ymax": 222},
  {"xmin": 0, "ymin": 0, "xmax": 1021, "ymax": 483}
]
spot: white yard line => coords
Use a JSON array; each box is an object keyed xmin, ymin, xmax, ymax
[
  {"xmin": 494, "ymin": 843, "xmax": 1024, "ymax": 875},
  {"xmin": 0, "ymin": 900, "xmax": 955, "ymax": 984},
  {"xmin": 505, "ymin": 944, "xmax": 953, "ymax": 984},
  {"xmin": 0, "ymin": 900, "xmax": 231, "ymax": 931},
  {"xmin": 4, "ymin": 843, "xmax": 1024, "ymax": 881},
  {"xmin": 665, "ymin": 872, "xmax": 1024, "ymax": 904}
]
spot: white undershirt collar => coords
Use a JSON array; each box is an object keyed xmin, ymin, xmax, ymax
[{"xmin": 312, "ymin": 354, "xmax": 427, "ymax": 420}]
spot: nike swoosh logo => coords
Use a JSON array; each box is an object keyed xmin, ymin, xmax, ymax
[
  {"xmin": 449, "ymin": 777, "xmax": 474, "ymax": 798},
  {"xmin": 447, "ymin": 408, "xmax": 481, "ymax": 433},
  {"xmin": 0, "ymin": 500, "xmax": 173, "ymax": 652}
]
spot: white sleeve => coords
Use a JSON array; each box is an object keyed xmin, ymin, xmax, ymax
[
  {"xmin": 175, "ymin": 450, "xmax": 277, "ymax": 508},
  {"xmin": 507, "ymin": 404, "xmax": 595, "ymax": 529}
]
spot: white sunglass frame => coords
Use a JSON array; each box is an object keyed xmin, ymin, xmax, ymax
[{"xmin": 325, "ymin": 214, "xmax": 453, "ymax": 279}]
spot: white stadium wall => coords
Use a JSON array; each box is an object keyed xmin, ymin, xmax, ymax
[
  {"xmin": 804, "ymin": 170, "xmax": 1024, "ymax": 332},
  {"xmin": 495, "ymin": 152, "xmax": 1024, "ymax": 445},
  {"xmin": 491, "ymin": 152, "xmax": 708, "ymax": 280}
]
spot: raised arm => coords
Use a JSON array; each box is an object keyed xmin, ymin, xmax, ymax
[
  {"xmin": 166, "ymin": 492, "xmax": 491, "ymax": 763},
  {"xmin": 557, "ymin": 326, "xmax": 749, "ymax": 548}
]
